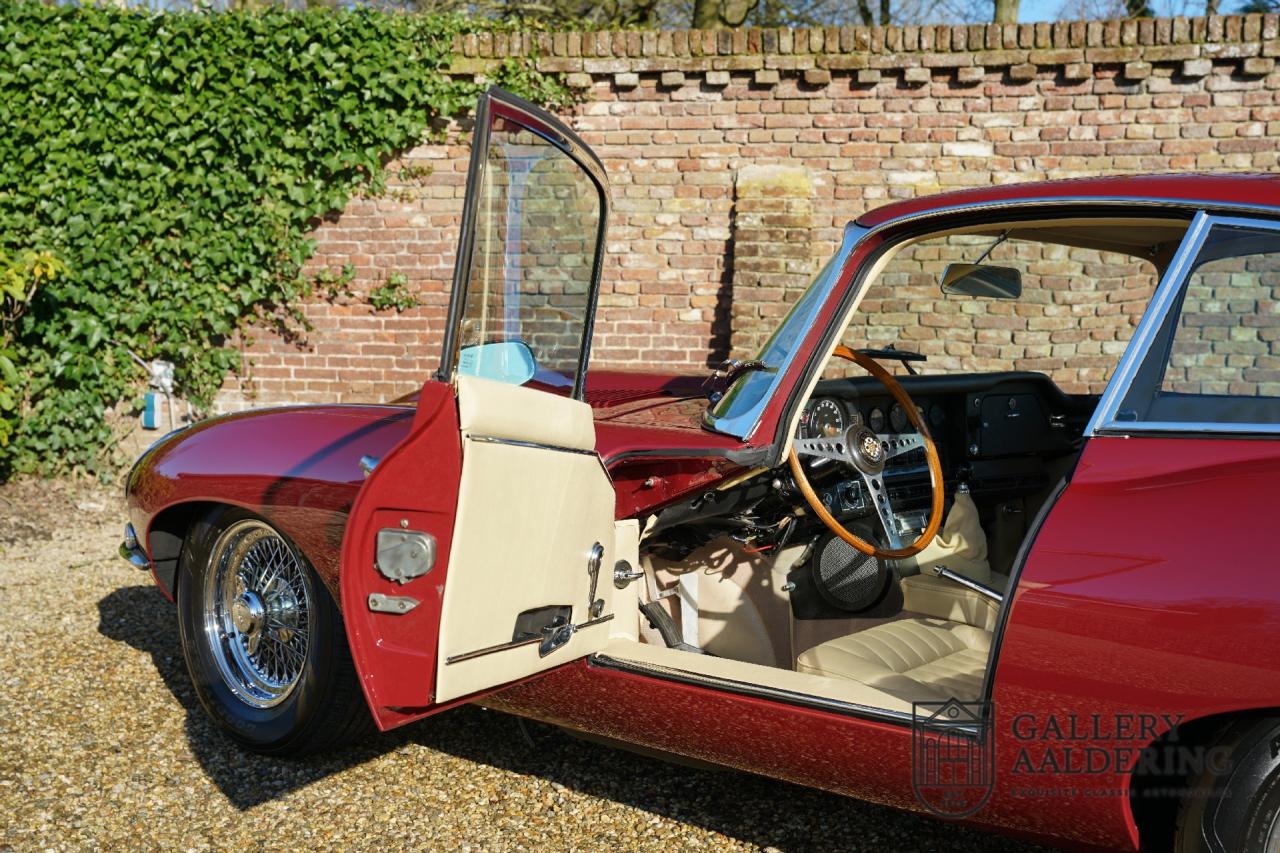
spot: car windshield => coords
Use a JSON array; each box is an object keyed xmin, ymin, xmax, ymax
[{"xmin": 704, "ymin": 229, "xmax": 860, "ymax": 438}]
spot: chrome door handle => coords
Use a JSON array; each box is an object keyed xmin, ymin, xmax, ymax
[
  {"xmin": 539, "ymin": 617, "xmax": 576, "ymax": 657},
  {"xmin": 613, "ymin": 559, "xmax": 643, "ymax": 589}
]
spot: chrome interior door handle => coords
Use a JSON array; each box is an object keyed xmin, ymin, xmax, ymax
[{"xmin": 539, "ymin": 617, "xmax": 576, "ymax": 657}]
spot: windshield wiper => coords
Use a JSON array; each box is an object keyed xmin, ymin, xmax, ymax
[{"xmin": 703, "ymin": 359, "xmax": 774, "ymax": 402}]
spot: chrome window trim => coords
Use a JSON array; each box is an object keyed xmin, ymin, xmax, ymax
[
  {"xmin": 437, "ymin": 87, "xmax": 610, "ymax": 402},
  {"xmin": 1086, "ymin": 212, "xmax": 1280, "ymax": 438},
  {"xmin": 852, "ymin": 193, "xmax": 1280, "ymax": 234},
  {"xmin": 468, "ymin": 434, "xmax": 601, "ymax": 457}
]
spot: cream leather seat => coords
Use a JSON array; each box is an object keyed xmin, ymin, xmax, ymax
[
  {"xmin": 795, "ymin": 617, "xmax": 991, "ymax": 702},
  {"xmin": 795, "ymin": 494, "xmax": 1003, "ymax": 703}
]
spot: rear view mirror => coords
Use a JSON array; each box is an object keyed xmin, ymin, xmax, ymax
[
  {"xmin": 457, "ymin": 340, "xmax": 538, "ymax": 387},
  {"xmin": 941, "ymin": 263, "xmax": 1023, "ymax": 299}
]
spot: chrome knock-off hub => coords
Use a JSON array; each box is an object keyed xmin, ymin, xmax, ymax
[
  {"xmin": 229, "ymin": 588, "xmax": 266, "ymax": 653},
  {"xmin": 202, "ymin": 520, "xmax": 313, "ymax": 709}
]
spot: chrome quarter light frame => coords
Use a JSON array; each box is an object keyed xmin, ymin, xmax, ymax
[{"xmin": 1087, "ymin": 211, "xmax": 1280, "ymax": 438}]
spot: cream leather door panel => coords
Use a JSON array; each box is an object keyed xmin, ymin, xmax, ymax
[{"xmin": 434, "ymin": 376, "xmax": 620, "ymax": 702}]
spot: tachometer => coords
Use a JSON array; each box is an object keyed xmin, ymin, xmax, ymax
[
  {"xmin": 867, "ymin": 407, "xmax": 885, "ymax": 433},
  {"xmin": 802, "ymin": 398, "xmax": 846, "ymax": 439}
]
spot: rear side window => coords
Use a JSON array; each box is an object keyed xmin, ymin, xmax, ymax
[{"xmin": 1116, "ymin": 221, "xmax": 1280, "ymax": 427}]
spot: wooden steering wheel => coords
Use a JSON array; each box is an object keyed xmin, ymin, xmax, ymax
[{"xmin": 787, "ymin": 345, "xmax": 945, "ymax": 559}]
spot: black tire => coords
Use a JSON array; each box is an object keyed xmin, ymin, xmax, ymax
[
  {"xmin": 176, "ymin": 506, "xmax": 373, "ymax": 756},
  {"xmin": 1174, "ymin": 716, "xmax": 1280, "ymax": 853}
]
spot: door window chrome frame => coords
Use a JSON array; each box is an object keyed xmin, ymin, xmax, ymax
[
  {"xmin": 436, "ymin": 87, "xmax": 611, "ymax": 402},
  {"xmin": 1086, "ymin": 212, "xmax": 1280, "ymax": 438}
]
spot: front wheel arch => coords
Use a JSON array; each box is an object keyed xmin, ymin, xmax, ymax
[
  {"xmin": 146, "ymin": 501, "xmax": 218, "ymax": 598},
  {"xmin": 174, "ymin": 504, "xmax": 373, "ymax": 755}
]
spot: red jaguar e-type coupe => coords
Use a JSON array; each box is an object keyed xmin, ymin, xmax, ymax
[{"xmin": 121, "ymin": 88, "xmax": 1280, "ymax": 851}]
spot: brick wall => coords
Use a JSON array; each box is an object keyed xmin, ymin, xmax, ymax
[
  {"xmin": 217, "ymin": 14, "xmax": 1280, "ymax": 410},
  {"xmin": 1164, "ymin": 240, "xmax": 1280, "ymax": 397}
]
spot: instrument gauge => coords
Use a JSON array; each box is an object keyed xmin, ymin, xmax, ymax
[
  {"xmin": 929, "ymin": 403, "xmax": 945, "ymax": 428},
  {"xmin": 890, "ymin": 403, "xmax": 910, "ymax": 433},
  {"xmin": 802, "ymin": 398, "xmax": 846, "ymax": 439},
  {"xmin": 867, "ymin": 407, "xmax": 885, "ymax": 433}
]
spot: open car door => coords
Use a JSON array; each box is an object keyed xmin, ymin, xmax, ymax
[{"xmin": 341, "ymin": 88, "xmax": 628, "ymax": 731}]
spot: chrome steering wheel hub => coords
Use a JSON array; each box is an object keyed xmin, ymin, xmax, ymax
[{"xmin": 848, "ymin": 426, "xmax": 886, "ymax": 474}]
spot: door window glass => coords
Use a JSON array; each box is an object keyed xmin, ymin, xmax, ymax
[
  {"xmin": 457, "ymin": 116, "xmax": 601, "ymax": 392},
  {"xmin": 1116, "ymin": 222, "xmax": 1280, "ymax": 426}
]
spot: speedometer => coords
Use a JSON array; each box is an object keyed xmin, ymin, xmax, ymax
[{"xmin": 802, "ymin": 398, "xmax": 846, "ymax": 439}]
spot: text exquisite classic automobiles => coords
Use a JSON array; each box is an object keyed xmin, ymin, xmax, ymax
[{"xmin": 121, "ymin": 88, "xmax": 1280, "ymax": 852}]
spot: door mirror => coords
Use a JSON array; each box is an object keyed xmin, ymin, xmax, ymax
[
  {"xmin": 458, "ymin": 340, "xmax": 538, "ymax": 387},
  {"xmin": 941, "ymin": 263, "xmax": 1023, "ymax": 299}
]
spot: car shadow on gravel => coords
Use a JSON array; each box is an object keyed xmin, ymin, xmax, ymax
[
  {"xmin": 97, "ymin": 585, "xmax": 407, "ymax": 810},
  {"xmin": 99, "ymin": 585, "xmax": 1046, "ymax": 851}
]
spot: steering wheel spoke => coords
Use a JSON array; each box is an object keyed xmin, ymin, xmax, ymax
[
  {"xmin": 878, "ymin": 431, "xmax": 924, "ymax": 460},
  {"xmin": 860, "ymin": 471, "xmax": 903, "ymax": 550},
  {"xmin": 793, "ymin": 436, "xmax": 851, "ymax": 465}
]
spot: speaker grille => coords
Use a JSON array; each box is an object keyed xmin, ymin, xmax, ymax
[{"xmin": 814, "ymin": 535, "xmax": 886, "ymax": 611}]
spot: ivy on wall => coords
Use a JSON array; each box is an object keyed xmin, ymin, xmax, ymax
[{"xmin": 0, "ymin": 3, "xmax": 567, "ymax": 477}]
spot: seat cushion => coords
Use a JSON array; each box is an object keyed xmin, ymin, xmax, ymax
[{"xmin": 795, "ymin": 617, "xmax": 991, "ymax": 702}]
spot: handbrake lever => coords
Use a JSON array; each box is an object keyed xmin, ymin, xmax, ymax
[{"xmin": 933, "ymin": 565, "xmax": 1004, "ymax": 603}]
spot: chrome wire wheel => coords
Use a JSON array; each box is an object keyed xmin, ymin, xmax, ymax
[{"xmin": 201, "ymin": 519, "xmax": 313, "ymax": 709}]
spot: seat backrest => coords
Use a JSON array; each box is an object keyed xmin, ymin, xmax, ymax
[{"xmin": 900, "ymin": 572, "xmax": 1000, "ymax": 631}]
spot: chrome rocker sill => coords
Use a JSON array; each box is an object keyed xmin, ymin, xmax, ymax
[{"xmin": 119, "ymin": 523, "xmax": 151, "ymax": 571}]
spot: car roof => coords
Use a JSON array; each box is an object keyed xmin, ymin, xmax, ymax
[{"xmin": 854, "ymin": 173, "xmax": 1280, "ymax": 229}]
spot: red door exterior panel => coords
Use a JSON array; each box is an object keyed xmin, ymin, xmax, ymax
[
  {"xmin": 340, "ymin": 380, "xmax": 463, "ymax": 731},
  {"xmin": 988, "ymin": 434, "xmax": 1280, "ymax": 849}
]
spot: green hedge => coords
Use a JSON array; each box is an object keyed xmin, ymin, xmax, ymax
[{"xmin": 0, "ymin": 3, "xmax": 566, "ymax": 477}]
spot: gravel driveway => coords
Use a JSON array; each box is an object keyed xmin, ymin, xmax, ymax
[{"xmin": 0, "ymin": 480, "xmax": 1049, "ymax": 852}]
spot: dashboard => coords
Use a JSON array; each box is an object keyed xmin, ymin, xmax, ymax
[
  {"xmin": 800, "ymin": 396, "xmax": 948, "ymax": 441},
  {"xmin": 796, "ymin": 371, "xmax": 1097, "ymax": 529}
]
